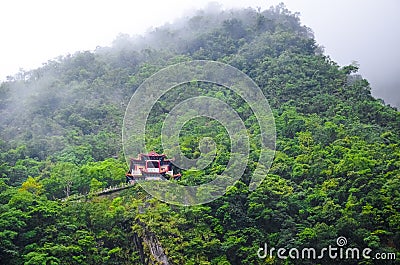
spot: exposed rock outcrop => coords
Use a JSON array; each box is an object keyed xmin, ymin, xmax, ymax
[{"xmin": 133, "ymin": 220, "xmax": 171, "ymax": 265}]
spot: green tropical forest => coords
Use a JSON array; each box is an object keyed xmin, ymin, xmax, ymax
[{"xmin": 0, "ymin": 4, "xmax": 399, "ymax": 265}]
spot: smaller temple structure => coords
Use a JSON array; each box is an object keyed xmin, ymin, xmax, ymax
[{"xmin": 126, "ymin": 151, "xmax": 181, "ymax": 183}]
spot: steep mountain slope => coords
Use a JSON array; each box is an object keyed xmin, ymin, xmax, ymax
[{"xmin": 0, "ymin": 5, "xmax": 399, "ymax": 265}]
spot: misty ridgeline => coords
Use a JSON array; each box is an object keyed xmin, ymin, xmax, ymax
[{"xmin": 0, "ymin": 4, "xmax": 399, "ymax": 265}]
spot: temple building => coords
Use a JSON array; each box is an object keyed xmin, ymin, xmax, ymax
[{"xmin": 125, "ymin": 151, "xmax": 181, "ymax": 183}]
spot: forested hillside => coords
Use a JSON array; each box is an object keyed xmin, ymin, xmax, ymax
[{"xmin": 0, "ymin": 4, "xmax": 399, "ymax": 264}]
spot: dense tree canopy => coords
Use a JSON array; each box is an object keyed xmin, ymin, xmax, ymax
[{"xmin": 0, "ymin": 4, "xmax": 399, "ymax": 265}]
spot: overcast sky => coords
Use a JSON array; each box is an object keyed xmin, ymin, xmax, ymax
[{"xmin": 1, "ymin": 0, "xmax": 399, "ymax": 107}]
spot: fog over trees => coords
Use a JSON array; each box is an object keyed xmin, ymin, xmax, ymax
[
  {"xmin": 0, "ymin": 4, "xmax": 399, "ymax": 265},
  {"xmin": 1, "ymin": 0, "xmax": 399, "ymax": 107}
]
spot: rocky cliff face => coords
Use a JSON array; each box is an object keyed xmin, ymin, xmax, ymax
[
  {"xmin": 143, "ymin": 230, "xmax": 170, "ymax": 265},
  {"xmin": 133, "ymin": 220, "xmax": 171, "ymax": 265}
]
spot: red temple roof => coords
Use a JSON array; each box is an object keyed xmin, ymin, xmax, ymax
[
  {"xmin": 142, "ymin": 151, "xmax": 165, "ymax": 157},
  {"xmin": 130, "ymin": 151, "xmax": 169, "ymax": 162}
]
